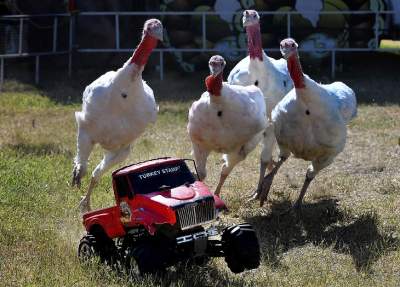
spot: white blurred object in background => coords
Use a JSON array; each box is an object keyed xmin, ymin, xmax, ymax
[{"xmin": 295, "ymin": 0, "xmax": 323, "ymax": 27}]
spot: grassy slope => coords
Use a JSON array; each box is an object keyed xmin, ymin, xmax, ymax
[{"xmin": 0, "ymin": 82, "xmax": 400, "ymax": 287}]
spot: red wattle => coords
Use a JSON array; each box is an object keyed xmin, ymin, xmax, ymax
[
  {"xmin": 205, "ymin": 74, "xmax": 223, "ymax": 96},
  {"xmin": 246, "ymin": 24, "xmax": 263, "ymax": 61},
  {"xmin": 288, "ymin": 53, "xmax": 305, "ymax": 89},
  {"xmin": 130, "ymin": 34, "xmax": 158, "ymax": 66}
]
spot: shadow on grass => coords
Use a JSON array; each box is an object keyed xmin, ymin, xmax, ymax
[
  {"xmin": 246, "ymin": 198, "xmax": 399, "ymax": 272},
  {"xmin": 158, "ymin": 264, "xmax": 250, "ymax": 287},
  {"xmin": 4, "ymin": 142, "xmax": 73, "ymax": 157},
  {"xmin": 85, "ymin": 260, "xmax": 251, "ymax": 287}
]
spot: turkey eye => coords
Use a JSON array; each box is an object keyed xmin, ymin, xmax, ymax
[
  {"xmin": 121, "ymin": 93, "xmax": 127, "ymax": 98},
  {"xmin": 254, "ymin": 80, "xmax": 259, "ymax": 86},
  {"xmin": 305, "ymin": 110, "xmax": 310, "ymax": 115},
  {"xmin": 283, "ymin": 81, "xmax": 286, "ymax": 87},
  {"xmin": 217, "ymin": 111, "xmax": 223, "ymax": 117},
  {"xmin": 292, "ymin": 43, "xmax": 295, "ymax": 48}
]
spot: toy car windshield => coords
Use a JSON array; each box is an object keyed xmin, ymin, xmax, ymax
[{"xmin": 128, "ymin": 161, "xmax": 195, "ymax": 194}]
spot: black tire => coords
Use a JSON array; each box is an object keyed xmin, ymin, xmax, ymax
[
  {"xmin": 78, "ymin": 235, "xmax": 97, "ymax": 263},
  {"xmin": 125, "ymin": 242, "xmax": 165, "ymax": 276},
  {"xmin": 78, "ymin": 233, "xmax": 119, "ymax": 267},
  {"xmin": 96, "ymin": 236, "xmax": 119, "ymax": 267},
  {"xmin": 222, "ymin": 223, "xmax": 261, "ymax": 273}
]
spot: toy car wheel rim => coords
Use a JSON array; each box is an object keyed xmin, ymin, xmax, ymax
[
  {"xmin": 222, "ymin": 223, "xmax": 261, "ymax": 273},
  {"xmin": 79, "ymin": 242, "xmax": 95, "ymax": 262}
]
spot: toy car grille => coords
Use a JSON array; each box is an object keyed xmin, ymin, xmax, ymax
[{"xmin": 175, "ymin": 198, "xmax": 216, "ymax": 230}]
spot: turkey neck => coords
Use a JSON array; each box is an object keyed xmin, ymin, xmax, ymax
[
  {"xmin": 246, "ymin": 24, "xmax": 263, "ymax": 62},
  {"xmin": 205, "ymin": 73, "xmax": 223, "ymax": 96},
  {"xmin": 287, "ymin": 52, "xmax": 305, "ymax": 89},
  {"xmin": 130, "ymin": 33, "xmax": 158, "ymax": 66}
]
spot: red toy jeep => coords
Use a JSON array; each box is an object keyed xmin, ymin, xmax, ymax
[{"xmin": 78, "ymin": 157, "xmax": 260, "ymax": 275}]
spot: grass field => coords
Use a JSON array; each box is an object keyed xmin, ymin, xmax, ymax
[{"xmin": 0, "ymin": 73, "xmax": 400, "ymax": 287}]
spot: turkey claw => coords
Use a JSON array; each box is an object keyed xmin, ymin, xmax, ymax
[
  {"xmin": 258, "ymin": 173, "xmax": 274, "ymax": 207},
  {"xmin": 247, "ymin": 189, "xmax": 260, "ymax": 200},
  {"xmin": 72, "ymin": 167, "xmax": 82, "ymax": 188}
]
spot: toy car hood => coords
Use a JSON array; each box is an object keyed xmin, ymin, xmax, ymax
[{"xmin": 140, "ymin": 181, "xmax": 226, "ymax": 210}]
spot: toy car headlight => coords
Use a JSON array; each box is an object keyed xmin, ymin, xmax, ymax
[{"xmin": 120, "ymin": 201, "xmax": 132, "ymax": 224}]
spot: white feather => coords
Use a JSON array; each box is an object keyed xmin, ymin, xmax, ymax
[
  {"xmin": 228, "ymin": 54, "xmax": 293, "ymax": 117},
  {"xmin": 272, "ymin": 75, "xmax": 357, "ymax": 162},
  {"xmin": 188, "ymin": 83, "xmax": 266, "ymax": 153},
  {"xmin": 188, "ymin": 79, "xmax": 267, "ymax": 193},
  {"xmin": 78, "ymin": 63, "xmax": 157, "ymax": 151}
]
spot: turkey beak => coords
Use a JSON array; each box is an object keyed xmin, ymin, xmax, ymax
[
  {"xmin": 152, "ymin": 26, "xmax": 163, "ymax": 42},
  {"xmin": 280, "ymin": 45, "xmax": 289, "ymax": 59},
  {"xmin": 209, "ymin": 64, "xmax": 220, "ymax": 76},
  {"xmin": 243, "ymin": 10, "xmax": 250, "ymax": 27},
  {"xmin": 144, "ymin": 19, "xmax": 163, "ymax": 42},
  {"xmin": 280, "ymin": 41, "xmax": 298, "ymax": 59},
  {"xmin": 209, "ymin": 61, "xmax": 226, "ymax": 76},
  {"xmin": 243, "ymin": 10, "xmax": 259, "ymax": 27}
]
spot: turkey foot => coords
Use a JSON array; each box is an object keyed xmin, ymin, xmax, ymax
[
  {"xmin": 72, "ymin": 166, "xmax": 82, "ymax": 188},
  {"xmin": 248, "ymin": 189, "xmax": 260, "ymax": 200},
  {"xmin": 258, "ymin": 172, "xmax": 276, "ymax": 206},
  {"xmin": 256, "ymin": 157, "xmax": 287, "ymax": 206},
  {"xmin": 248, "ymin": 160, "xmax": 275, "ymax": 200},
  {"xmin": 291, "ymin": 176, "xmax": 312, "ymax": 211}
]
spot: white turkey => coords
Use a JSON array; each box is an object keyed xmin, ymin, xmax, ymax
[
  {"xmin": 228, "ymin": 10, "xmax": 293, "ymax": 197},
  {"xmin": 254, "ymin": 38, "xmax": 357, "ymax": 209},
  {"xmin": 188, "ymin": 55, "xmax": 266, "ymax": 197},
  {"xmin": 72, "ymin": 19, "xmax": 163, "ymax": 213}
]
